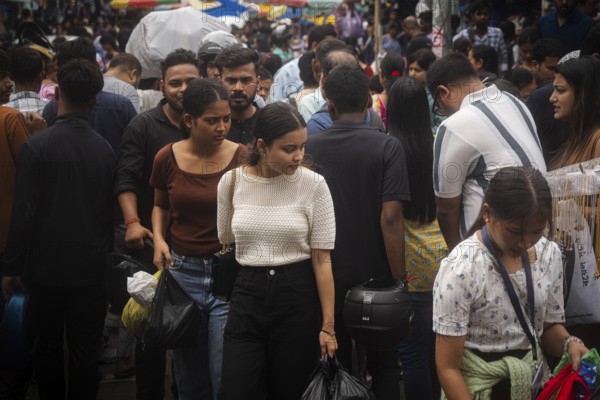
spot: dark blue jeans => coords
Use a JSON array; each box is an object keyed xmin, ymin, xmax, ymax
[{"xmin": 398, "ymin": 291, "xmax": 440, "ymax": 400}]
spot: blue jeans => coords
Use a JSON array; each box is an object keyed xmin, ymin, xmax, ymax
[
  {"xmin": 398, "ymin": 291, "xmax": 440, "ymax": 400},
  {"xmin": 170, "ymin": 253, "xmax": 229, "ymax": 400}
]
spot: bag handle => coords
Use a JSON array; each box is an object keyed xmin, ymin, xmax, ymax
[{"xmin": 221, "ymin": 168, "xmax": 237, "ymax": 249}]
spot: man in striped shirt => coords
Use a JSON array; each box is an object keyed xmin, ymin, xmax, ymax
[{"xmin": 427, "ymin": 53, "xmax": 546, "ymax": 250}]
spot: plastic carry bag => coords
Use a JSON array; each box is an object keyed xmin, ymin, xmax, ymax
[
  {"xmin": 142, "ymin": 268, "xmax": 203, "ymax": 349},
  {"xmin": 128, "ymin": 270, "xmax": 159, "ymax": 306},
  {"xmin": 302, "ymin": 356, "xmax": 375, "ymax": 400},
  {"xmin": 109, "ymin": 252, "xmax": 156, "ymax": 313},
  {"xmin": 122, "ymin": 270, "xmax": 162, "ymax": 338}
]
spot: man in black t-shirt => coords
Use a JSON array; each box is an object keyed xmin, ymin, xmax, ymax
[
  {"xmin": 306, "ymin": 64, "xmax": 410, "ymax": 400},
  {"xmin": 2, "ymin": 59, "xmax": 116, "ymax": 400},
  {"xmin": 215, "ymin": 46, "xmax": 261, "ymax": 147}
]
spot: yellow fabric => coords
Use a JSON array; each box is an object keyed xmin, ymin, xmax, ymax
[
  {"xmin": 121, "ymin": 270, "xmax": 162, "ymax": 338},
  {"xmin": 405, "ymin": 219, "xmax": 447, "ymax": 292}
]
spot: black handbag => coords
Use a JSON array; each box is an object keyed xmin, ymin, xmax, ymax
[
  {"xmin": 212, "ymin": 168, "xmax": 241, "ymax": 302},
  {"xmin": 142, "ymin": 268, "xmax": 203, "ymax": 349}
]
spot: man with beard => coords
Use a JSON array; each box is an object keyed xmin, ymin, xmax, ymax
[
  {"xmin": 537, "ymin": 0, "xmax": 595, "ymax": 53},
  {"xmin": 215, "ymin": 46, "xmax": 261, "ymax": 147},
  {"xmin": 115, "ymin": 48, "xmax": 200, "ymax": 400},
  {"xmin": 452, "ymin": 0, "xmax": 509, "ymax": 74}
]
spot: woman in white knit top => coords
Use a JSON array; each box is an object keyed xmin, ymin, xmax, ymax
[{"xmin": 217, "ymin": 102, "xmax": 337, "ymax": 400}]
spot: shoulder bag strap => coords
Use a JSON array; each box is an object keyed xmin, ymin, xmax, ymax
[
  {"xmin": 223, "ymin": 168, "xmax": 237, "ymax": 247},
  {"xmin": 482, "ymin": 226, "xmax": 538, "ymax": 363}
]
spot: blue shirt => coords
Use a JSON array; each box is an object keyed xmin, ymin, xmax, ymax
[
  {"xmin": 42, "ymin": 91, "xmax": 137, "ymax": 155},
  {"xmin": 537, "ymin": 9, "xmax": 596, "ymax": 52},
  {"xmin": 271, "ymin": 57, "xmax": 303, "ymax": 103},
  {"xmin": 306, "ymin": 104, "xmax": 384, "ymax": 136}
]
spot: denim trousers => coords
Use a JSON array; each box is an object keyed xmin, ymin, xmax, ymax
[
  {"xmin": 397, "ymin": 291, "xmax": 440, "ymax": 400},
  {"xmin": 170, "ymin": 253, "xmax": 229, "ymax": 400},
  {"xmin": 220, "ymin": 260, "xmax": 320, "ymax": 400}
]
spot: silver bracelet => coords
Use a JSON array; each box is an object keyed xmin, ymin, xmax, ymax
[{"xmin": 562, "ymin": 335, "xmax": 584, "ymax": 353}]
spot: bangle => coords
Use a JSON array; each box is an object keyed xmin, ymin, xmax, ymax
[
  {"xmin": 125, "ymin": 218, "xmax": 141, "ymax": 226},
  {"xmin": 321, "ymin": 329, "xmax": 336, "ymax": 337},
  {"xmin": 562, "ymin": 335, "xmax": 584, "ymax": 353}
]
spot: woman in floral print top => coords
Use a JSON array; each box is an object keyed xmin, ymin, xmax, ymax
[{"xmin": 433, "ymin": 166, "xmax": 589, "ymax": 400}]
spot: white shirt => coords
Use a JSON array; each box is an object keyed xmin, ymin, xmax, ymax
[
  {"xmin": 433, "ymin": 234, "xmax": 565, "ymax": 352},
  {"xmin": 217, "ymin": 166, "xmax": 336, "ymax": 266},
  {"xmin": 433, "ymin": 85, "xmax": 547, "ymax": 239}
]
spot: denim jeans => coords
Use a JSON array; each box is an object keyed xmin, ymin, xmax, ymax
[
  {"xmin": 170, "ymin": 253, "xmax": 229, "ymax": 400},
  {"xmin": 397, "ymin": 291, "xmax": 440, "ymax": 400}
]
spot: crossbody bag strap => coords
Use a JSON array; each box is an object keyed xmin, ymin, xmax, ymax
[
  {"xmin": 482, "ymin": 226, "xmax": 538, "ymax": 363},
  {"xmin": 223, "ymin": 168, "xmax": 237, "ymax": 248}
]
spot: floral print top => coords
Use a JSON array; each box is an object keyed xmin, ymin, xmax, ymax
[{"xmin": 432, "ymin": 234, "xmax": 565, "ymax": 352}]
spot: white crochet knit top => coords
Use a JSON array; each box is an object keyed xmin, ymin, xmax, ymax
[{"xmin": 217, "ymin": 166, "xmax": 336, "ymax": 267}]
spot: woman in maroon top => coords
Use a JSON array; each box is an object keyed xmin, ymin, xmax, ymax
[{"xmin": 150, "ymin": 79, "xmax": 246, "ymax": 400}]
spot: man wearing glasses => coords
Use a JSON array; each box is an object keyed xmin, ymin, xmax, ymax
[{"xmin": 427, "ymin": 53, "xmax": 546, "ymax": 250}]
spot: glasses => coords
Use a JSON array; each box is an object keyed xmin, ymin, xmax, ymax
[{"xmin": 432, "ymin": 90, "xmax": 444, "ymax": 116}]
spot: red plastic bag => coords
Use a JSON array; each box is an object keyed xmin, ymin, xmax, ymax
[{"xmin": 537, "ymin": 363, "xmax": 591, "ymax": 400}]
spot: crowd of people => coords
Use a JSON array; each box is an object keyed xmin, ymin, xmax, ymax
[{"xmin": 1, "ymin": 0, "xmax": 600, "ymax": 399}]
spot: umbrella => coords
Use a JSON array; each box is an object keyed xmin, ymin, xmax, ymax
[
  {"xmin": 110, "ymin": 0, "xmax": 180, "ymax": 8},
  {"xmin": 125, "ymin": 6, "xmax": 230, "ymax": 79},
  {"xmin": 187, "ymin": 0, "xmax": 248, "ymax": 17}
]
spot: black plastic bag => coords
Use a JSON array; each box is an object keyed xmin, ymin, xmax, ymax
[
  {"xmin": 142, "ymin": 268, "xmax": 202, "ymax": 349},
  {"xmin": 302, "ymin": 358, "xmax": 334, "ymax": 400},
  {"xmin": 302, "ymin": 356, "xmax": 374, "ymax": 400},
  {"xmin": 108, "ymin": 252, "xmax": 157, "ymax": 313}
]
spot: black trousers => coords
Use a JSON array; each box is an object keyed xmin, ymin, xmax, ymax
[
  {"xmin": 26, "ymin": 283, "xmax": 107, "ymax": 400},
  {"xmin": 220, "ymin": 260, "xmax": 319, "ymax": 400},
  {"xmin": 334, "ymin": 282, "xmax": 401, "ymax": 400}
]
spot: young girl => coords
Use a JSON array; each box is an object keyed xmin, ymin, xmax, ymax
[
  {"xmin": 218, "ymin": 102, "xmax": 337, "ymax": 400},
  {"xmin": 387, "ymin": 77, "xmax": 446, "ymax": 400},
  {"xmin": 150, "ymin": 79, "xmax": 247, "ymax": 400},
  {"xmin": 371, "ymin": 52, "xmax": 404, "ymax": 127},
  {"xmin": 434, "ymin": 166, "xmax": 589, "ymax": 399}
]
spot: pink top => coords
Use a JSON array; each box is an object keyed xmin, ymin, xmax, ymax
[{"xmin": 39, "ymin": 82, "xmax": 58, "ymax": 101}]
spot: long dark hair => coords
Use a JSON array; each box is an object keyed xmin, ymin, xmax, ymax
[
  {"xmin": 550, "ymin": 56, "xmax": 600, "ymax": 169},
  {"xmin": 387, "ymin": 77, "xmax": 435, "ymax": 223},
  {"xmin": 247, "ymin": 102, "xmax": 306, "ymax": 166},
  {"xmin": 180, "ymin": 78, "xmax": 229, "ymax": 139}
]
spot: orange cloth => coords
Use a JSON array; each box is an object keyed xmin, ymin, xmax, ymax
[{"xmin": 0, "ymin": 106, "xmax": 30, "ymax": 252}]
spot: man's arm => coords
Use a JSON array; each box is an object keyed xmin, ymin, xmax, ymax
[
  {"xmin": 436, "ymin": 195, "xmax": 463, "ymax": 251},
  {"xmin": 1, "ymin": 143, "xmax": 41, "ymax": 298},
  {"xmin": 115, "ymin": 119, "xmax": 153, "ymax": 249},
  {"xmin": 118, "ymin": 191, "xmax": 153, "ymax": 249},
  {"xmin": 381, "ymin": 200, "xmax": 405, "ymax": 279}
]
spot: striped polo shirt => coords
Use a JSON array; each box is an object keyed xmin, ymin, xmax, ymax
[{"xmin": 433, "ymin": 84, "xmax": 547, "ymax": 239}]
